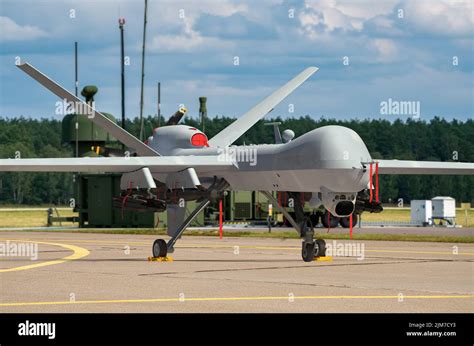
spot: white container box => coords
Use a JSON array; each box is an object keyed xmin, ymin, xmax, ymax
[
  {"xmin": 410, "ymin": 200, "xmax": 432, "ymax": 225},
  {"xmin": 431, "ymin": 196, "xmax": 456, "ymax": 218}
]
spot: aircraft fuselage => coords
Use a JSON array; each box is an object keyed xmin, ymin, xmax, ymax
[{"xmin": 155, "ymin": 125, "xmax": 373, "ymax": 194}]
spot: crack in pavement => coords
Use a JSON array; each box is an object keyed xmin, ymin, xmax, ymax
[{"xmin": 138, "ymin": 258, "xmax": 428, "ymax": 276}]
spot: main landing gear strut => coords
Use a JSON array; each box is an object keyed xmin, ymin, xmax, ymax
[
  {"xmin": 151, "ymin": 177, "xmax": 230, "ymax": 259},
  {"xmin": 261, "ymin": 191, "xmax": 326, "ymax": 262},
  {"xmin": 152, "ymin": 199, "xmax": 211, "ymax": 258}
]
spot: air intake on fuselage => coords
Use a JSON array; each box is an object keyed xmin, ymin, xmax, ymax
[{"xmin": 335, "ymin": 201, "xmax": 355, "ymax": 216}]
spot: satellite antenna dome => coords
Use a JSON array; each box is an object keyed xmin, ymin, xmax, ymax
[
  {"xmin": 282, "ymin": 129, "xmax": 295, "ymax": 143},
  {"xmin": 81, "ymin": 85, "xmax": 98, "ymax": 103}
]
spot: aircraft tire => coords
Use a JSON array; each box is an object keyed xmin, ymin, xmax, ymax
[
  {"xmin": 321, "ymin": 211, "xmax": 339, "ymax": 228},
  {"xmin": 152, "ymin": 239, "xmax": 168, "ymax": 258},
  {"xmin": 301, "ymin": 241, "xmax": 315, "ymax": 262},
  {"xmin": 339, "ymin": 214, "xmax": 358, "ymax": 228},
  {"xmin": 315, "ymin": 239, "xmax": 326, "ymax": 257}
]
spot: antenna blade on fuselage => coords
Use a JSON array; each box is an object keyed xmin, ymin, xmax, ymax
[
  {"xmin": 17, "ymin": 62, "xmax": 160, "ymax": 157},
  {"xmin": 208, "ymin": 67, "xmax": 318, "ymax": 148}
]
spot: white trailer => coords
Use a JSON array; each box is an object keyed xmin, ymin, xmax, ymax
[
  {"xmin": 431, "ymin": 196, "xmax": 456, "ymax": 226},
  {"xmin": 410, "ymin": 200, "xmax": 433, "ymax": 226}
]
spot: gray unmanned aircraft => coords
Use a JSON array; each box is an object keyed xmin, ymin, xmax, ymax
[{"xmin": 1, "ymin": 62, "xmax": 473, "ymax": 262}]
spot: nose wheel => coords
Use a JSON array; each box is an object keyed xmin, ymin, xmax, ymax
[
  {"xmin": 316, "ymin": 239, "xmax": 326, "ymax": 257},
  {"xmin": 301, "ymin": 239, "xmax": 327, "ymax": 262},
  {"xmin": 152, "ymin": 239, "xmax": 168, "ymax": 258},
  {"xmin": 301, "ymin": 241, "xmax": 315, "ymax": 262}
]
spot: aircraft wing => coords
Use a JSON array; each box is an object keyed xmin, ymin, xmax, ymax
[
  {"xmin": 208, "ymin": 67, "xmax": 319, "ymax": 148},
  {"xmin": 16, "ymin": 62, "xmax": 160, "ymax": 157},
  {"xmin": 377, "ymin": 160, "xmax": 474, "ymax": 175},
  {"xmin": 0, "ymin": 156, "xmax": 234, "ymax": 174}
]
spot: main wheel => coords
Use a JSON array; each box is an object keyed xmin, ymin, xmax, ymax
[
  {"xmin": 321, "ymin": 211, "xmax": 339, "ymax": 228},
  {"xmin": 152, "ymin": 239, "xmax": 168, "ymax": 258},
  {"xmin": 315, "ymin": 239, "xmax": 326, "ymax": 257},
  {"xmin": 339, "ymin": 214, "xmax": 358, "ymax": 228},
  {"xmin": 301, "ymin": 241, "xmax": 315, "ymax": 262}
]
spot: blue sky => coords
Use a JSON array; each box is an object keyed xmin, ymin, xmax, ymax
[{"xmin": 0, "ymin": 0, "xmax": 473, "ymax": 123}]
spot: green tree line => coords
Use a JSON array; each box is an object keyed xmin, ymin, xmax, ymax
[{"xmin": 0, "ymin": 116, "xmax": 473, "ymax": 205}]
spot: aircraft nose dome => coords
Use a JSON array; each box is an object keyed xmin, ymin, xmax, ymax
[{"xmin": 316, "ymin": 126, "xmax": 371, "ymax": 163}]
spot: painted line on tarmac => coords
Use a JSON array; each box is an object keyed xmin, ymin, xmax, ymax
[
  {"xmin": 1, "ymin": 295, "xmax": 473, "ymax": 307},
  {"xmin": 364, "ymin": 249, "xmax": 473, "ymax": 256},
  {"xmin": 0, "ymin": 240, "xmax": 89, "ymax": 273}
]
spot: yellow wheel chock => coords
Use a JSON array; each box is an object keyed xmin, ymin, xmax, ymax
[
  {"xmin": 313, "ymin": 256, "xmax": 333, "ymax": 262},
  {"xmin": 148, "ymin": 256, "xmax": 174, "ymax": 262}
]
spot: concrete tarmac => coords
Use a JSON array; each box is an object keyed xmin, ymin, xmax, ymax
[{"xmin": 0, "ymin": 231, "xmax": 472, "ymax": 313}]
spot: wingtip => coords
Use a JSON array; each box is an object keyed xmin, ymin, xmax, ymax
[
  {"xmin": 15, "ymin": 61, "xmax": 28, "ymax": 68},
  {"xmin": 303, "ymin": 66, "xmax": 319, "ymax": 75}
]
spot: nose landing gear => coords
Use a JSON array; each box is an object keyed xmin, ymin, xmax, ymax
[
  {"xmin": 261, "ymin": 191, "xmax": 329, "ymax": 263},
  {"xmin": 301, "ymin": 235, "xmax": 327, "ymax": 262}
]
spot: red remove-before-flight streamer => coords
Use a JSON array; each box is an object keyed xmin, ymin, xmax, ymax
[
  {"xmin": 369, "ymin": 163, "xmax": 373, "ymax": 203},
  {"xmin": 375, "ymin": 162, "xmax": 379, "ymax": 203},
  {"xmin": 349, "ymin": 213, "xmax": 353, "ymax": 239}
]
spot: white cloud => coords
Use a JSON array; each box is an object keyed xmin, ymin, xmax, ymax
[
  {"xmin": 198, "ymin": 0, "xmax": 248, "ymax": 17},
  {"xmin": 299, "ymin": 0, "xmax": 398, "ymax": 37},
  {"xmin": 147, "ymin": 6, "xmax": 234, "ymax": 53},
  {"xmin": 146, "ymin": 0, "xmax": 246, "ymax": 53},
  {"xmin": 0, "ymin": 16, "xmax": 48, "ymax": 42},
  {"xmin": 330, "ymin": 0, "xmax": 398, "ymax": 20},
  {"xmin": 299, "ymin": 0, "xmax": 474, "ymax": 39},
  {"xmin": 402, "ymin": 0, "xmax": 474, "ymax": 36},
  {"xmin": 149, "ymin": 33, "xmax": 232, "ymax": 53},
  {"xmin": 370, "ymin": 16, "xmax": 395, "ymax": 30},
  {"xmin": 370, "ymin": 38, "xmax": 399, "ymax": 62}
]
